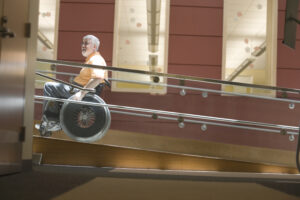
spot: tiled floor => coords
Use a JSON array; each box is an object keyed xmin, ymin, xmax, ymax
[{"xmin": 1, "ymin": 164, "xmax": 300, "ymax": 200}]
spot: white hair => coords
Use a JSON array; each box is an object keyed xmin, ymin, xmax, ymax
[{"xmin": 83, "ymin": 35, "xmax": 100, "ymax": 50}]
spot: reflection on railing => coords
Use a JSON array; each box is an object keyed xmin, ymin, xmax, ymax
[
  {"xmin": 37, "ymin": 30, "xmax": 54, "ymax": 49},
  {"xmin": 226, "ymin": 41, "xmax": 266, "ymax": 82}
]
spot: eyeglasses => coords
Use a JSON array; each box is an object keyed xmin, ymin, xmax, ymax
[{"xmin": 81, "ymin": 41, "xmax": 90, "ymax": 46}]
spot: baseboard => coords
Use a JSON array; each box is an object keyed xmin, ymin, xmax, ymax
[
  {"xmin": 33, "ymin": 120, "xmax": 297, "ymax": 168},
  {"xmin": 32, "ymin": 136, "xmax": 298, "ymax": 174}
]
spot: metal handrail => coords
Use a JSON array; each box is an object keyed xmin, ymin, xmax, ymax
[
  {"xmin": 37, "ymin": 58, "xmax": 300, "ymax": 94},
  {"xmin": 36, "ymin": 70, "xmax": 300, "ymax": 105},
  {"xmin": 34, "ymin": 95, "xmax": 299, "ymax": 135}
]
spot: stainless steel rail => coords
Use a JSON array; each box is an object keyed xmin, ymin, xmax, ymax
[
  {"xmin": 36, "ymin": 70, "xmax": 77, "ymax": 77},
  {"xmin": 37, "ymin": 58, "xmax": 300, "ymax": 94},
  {"xmin": 34, "ymin": 95, "xmax": 299, "ymax": 135},
  {"xmin": 35, "ymin": 70, "xmax": 300, "ymax": 105},
  {"xmin": 35, "ymin": 72, "xmax": 95, "ymax": 92},
  {"xmin": 109, "ymin": 78, "xmax": 300, "ymax": 104},
  {"xmin": 108, "ymin": 110, "xmax": 295, "ymax": 135}
]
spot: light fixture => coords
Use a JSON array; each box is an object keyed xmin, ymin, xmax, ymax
[
  {"xmin": 177, "ymin": 116, "xmax": 184, "ymax": 128},
  {"xmin": 201, "ymin": 124, "xmax": 207, "ymax": 131},
  {"xmin": 202, "ymin": 92, "xmax": 208, "ymax": 98},
  {"xmin": 289, "ymin": 103, "xmax": 295, "ymax": 110},
  {"xmin": 180, "ymin": 89, "xmax": 186, "ymax": 96},
  {"xmin": 146, "ymin": 0, "xmax": 161, "ymax": 53},
  {"xmin": 289, "ymin": 134, "xmax": 295, "ymax": 142},
  {"xmin": 178, "ymin": 122, "xmax": 185, "ymax": 128}
]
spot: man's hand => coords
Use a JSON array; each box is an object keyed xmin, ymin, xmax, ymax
[
  {"xmin": 72, "ymin": 78, "xmax": 101, "ymax": 101},
  {"xmin": 72, "ymin": 90, "xmax": 86, "ymax": 101}
]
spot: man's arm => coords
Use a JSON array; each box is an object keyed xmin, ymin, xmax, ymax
[
  {"xmin": 73, "ymin": 66, "xmax": 105, "ymax": 101},
  {"xmin": 73, "ymin": 78, "xmax": 102, "ymax": 101}
]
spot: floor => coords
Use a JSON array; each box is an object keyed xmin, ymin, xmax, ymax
[{"xmin": 1, "ymin": 164, "xmax": 300, "ymax": 200}]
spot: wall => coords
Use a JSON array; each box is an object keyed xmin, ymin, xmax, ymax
[
  {"xmin": 277, "ymin": 0, "xmax": 300, "ymax": 89},
  {"xmin": 35, "ymin": 0, "xmax": 300, "ymax": 152}
]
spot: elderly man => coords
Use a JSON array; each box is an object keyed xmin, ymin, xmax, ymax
[{"xmin": 36, "ymin": 35, "xmax": 107, "ymax": 135}]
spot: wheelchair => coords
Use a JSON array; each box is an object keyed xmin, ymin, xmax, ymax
[{"xmin": 38, "ymin": 82, "xmax": 111, "ymax": 143}]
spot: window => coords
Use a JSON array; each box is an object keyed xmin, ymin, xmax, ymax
[
  {"xmin": 222, "ymin": 0, "xmax": 277, "ymax": 96},
  {"xmin": 35, "ymin": 0, "xmax": 60, "ymax": 88},
  {"xmin": 112, "ymin": 0, "xmax": 170, "ymax": 94}
]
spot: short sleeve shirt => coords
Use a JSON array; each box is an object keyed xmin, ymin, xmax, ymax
[{"xmin": 74, "ymin": 52, "xmax": 107, "ymax": 86}]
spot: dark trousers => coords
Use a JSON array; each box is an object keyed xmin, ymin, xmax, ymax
[
  {"xmin": 43, "ymin": 82, "xmax": 79, "ymax": 122},
  {"xmin": 42, "ymin": 82, "xmax": 105, "ymax": 122}
]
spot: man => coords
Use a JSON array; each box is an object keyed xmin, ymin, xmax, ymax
[{"xmin": 36, "ymin": 35, "xmax": 107, "ymax": 135}]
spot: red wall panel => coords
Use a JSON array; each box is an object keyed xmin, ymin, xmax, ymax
[
  {"xmin": 169, "ymin": 36, "xmax": 222, "ymax": 65},
  {"xmin": 57, "ymin": 32, "xmax": 113, "ymax": 62},
  {"xmin": 277, "ymin": 68, "xmax": 300, "ymax": 89},
  {"xmin": 168, "ymin": 64, "xmax": 221, "ymax": 78},
  {"xmin": 59, "ymin": 3, "xmax": 114, "ymax": 32},
  {"xmin": 108, "ymin": 92, "xmax": 299, "ymax": 151},
  {"xmin": 170, "ymin": 6, "xmax": 223, "ymax": 36},
  {"xmin": 278, "ymin": 0, "xmax": 286, "ymax": 10},
  {"xmin": 277, "ymin": 40, "xmax": 300, "ymax": 69},
  {"xmin": 110, "ymin": 118, "xmax": 294, "ymax": 151},
  {"xmin": 171, "ymin": 0, "xmax": 223, "ymax": 7},
  {"xmin": 61, "ymin": 0, "xmax": 114, "ymax": 3}
]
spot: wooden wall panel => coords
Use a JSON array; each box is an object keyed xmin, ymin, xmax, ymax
[
  {"xmin": 61, "ymin": 0, "xmax": 114, "ymax": 3},
  {"xmin": 108, "ymin": 92, "xmax": 299, "ymax": 126},
  {"xmin": 59, "ymin": 3, "xmax": 114, "ymax": 32},
  {"xmin": 170, "ymin": 7, "xmax": 223, "ymax": 36},
  {"xmin": 57, "ymin": 32, "xmax": 113, "ymax": 62},
  {"xmin": 106, "ymin": 85, "xmax": 299, "ymax": 151},
  {"xmin": 277, "ymin": 41, "xmax": 300, "ymax": 69},
  {"xmin": 278, "ymin": 0, "xmax": 286, "ymax": 10},
  {"xmin": 168, "ymin": 64, "xmax": 221, "ymax": 91},
  {"xmin": 109, "ymin": 120, "xmax": 295, "ymax": 151},
  {"xmin": 168, "ymin": 65, "xmax": 221, "ymax": 78},
  {"xmin": 277, "ymin": 68, "xmax": 300, "ymax": 89},
  {"xmin": 171, "ymin": 0, "xmax": 223, "ymax": 7},
  {"xmin": 168, "ymin": 36, "xmax": 222, "ymax": 65}
]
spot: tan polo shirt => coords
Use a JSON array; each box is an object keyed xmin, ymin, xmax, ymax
[{"xmin": 74, "ymin": 52, "xmax": 107, "ymax": 86}]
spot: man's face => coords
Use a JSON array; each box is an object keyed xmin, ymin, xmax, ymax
[{"xmin": 81, "ymin": 38, "xmax": 96, "ymax": 57}]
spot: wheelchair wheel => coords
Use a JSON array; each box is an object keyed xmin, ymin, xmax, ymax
[{"xmin": 59, "ymin": 93, "xmax": 111, "ymax": 143}]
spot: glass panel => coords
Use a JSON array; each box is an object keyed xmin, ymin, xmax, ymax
[
  {"xmin": 222, "ymin": 0, "xmax": 274, "ymax": 96},
  {"xmin": 112, "ymin": 0, "xmax": 169, "ymax": 94},
  {"xmin": 35, "ymin": 0, "xmax": 59, "ymax": 88}
]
